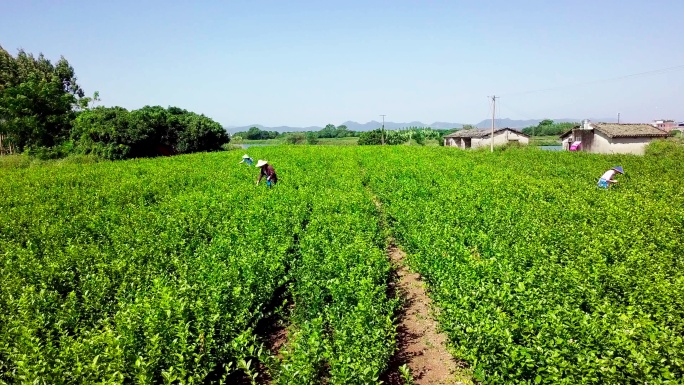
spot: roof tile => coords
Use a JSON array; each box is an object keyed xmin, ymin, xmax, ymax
[
  {"xmin": 594, "ymin": 123, "xmax": 668, "ymax": 138},
  {"xmin": 444, "ymin": 128, "xmax": 527, "ymax": 138},
  {"xmin": 558, "ymin": 123, "xmax": 669, "ymax": 138}
]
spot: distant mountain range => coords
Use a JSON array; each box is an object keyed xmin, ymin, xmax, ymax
[{"xmin": 224, "ymin": 118, "xmax": 618, "ymax": 133}]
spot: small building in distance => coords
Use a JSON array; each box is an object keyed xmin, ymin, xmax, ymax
[
  {"xmin": 443, "ymin": 128, "xmax": 529, "ymax": 149},
  {"xmin": 560, "ymin": 120, "xmax": 669, "ymax": 155},
  {"xmin": 651, "ymin": 119, "xmax": 678, "ymax": 132}
]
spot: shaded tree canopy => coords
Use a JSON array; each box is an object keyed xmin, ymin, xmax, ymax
[
  {"xmin": 0, "ymin": 46, "xmax": 86, "ymax": 152},
  {"xmin": 317, "ymin": 124, "xmax": 354, "ymax": 138},
  {"xmin": 358, "ymin": 127, "xmax": 450, "ymax": 146},
  {"xmin": 522, "ymin": 120, "xmax": 578, "ymax": 136},
  {"xmin": 1, "ymin": 46, "xmax": 229, "ymax": 159},
  {"xmin": 72, "ymin": 106, "xmax": 229, "ymax": 160},
  {"xmin": 232, "ymin": 127, "xmax": 280, "ymax": 140},
  {"xmin": 358, "ymin": 129, "xmax": 384, "ymax": 145}
]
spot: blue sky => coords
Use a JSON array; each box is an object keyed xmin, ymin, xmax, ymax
[{"xmin": 1, "ymin": 0, "xmax": 683, "ymax": 127}]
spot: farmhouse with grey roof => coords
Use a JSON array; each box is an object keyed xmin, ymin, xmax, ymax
[
  {"xmin": 443, "ymin": 128, "xmax": 529, "ymax": 149},
  {"xmin": 560, "ymin": 121, "xmax": 669, "ymax": 155}
]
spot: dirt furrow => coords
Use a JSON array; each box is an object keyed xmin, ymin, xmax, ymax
[{"xmin": 383, "ymin": 243, "xmax": 473, "ymax": 385}]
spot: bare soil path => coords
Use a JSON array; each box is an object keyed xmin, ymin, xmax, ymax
[
  {"xmin": 382, "ymin": 243, "xmax": 474, "ymax": 385},
  {"xmin": 368, "ymin": 192, "xmax": 471, "ymax": 384}
]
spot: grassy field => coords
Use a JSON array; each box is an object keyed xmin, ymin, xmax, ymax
[
  {"xmin": 315, "ymin": 137, "xmax": 359, "ymax": 145},
  {"xmin": 235, "ymin": 138, "xmax": 284, "ymax": 145},
  {"xmin": 238, "ymin": 137, "xmax": 443, "ymax": 146},
  {"xmin": 1, "ymin": 146, "xmax": 682, "ymax": 384},
  {"xmin": 238, "ymin": 136, "xmax": 561, "ymax": 147},
  {"xmin": 529, "ymin": 135, "xmax": 561, "ymax": 146},
  {"xmin": 234, "ymin": 137, "xmax": 360, "ymax": 146}
]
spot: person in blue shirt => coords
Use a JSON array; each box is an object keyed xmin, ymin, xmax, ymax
[{"xmin": 238, "ymin": 154, "xmax": 254, "ymax": 166}]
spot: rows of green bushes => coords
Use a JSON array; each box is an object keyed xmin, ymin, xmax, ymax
[
  {"xmin": 0, "ymin": 154, "xmax": 303, "ymax": 382},
  {"xmin": 363, "ymin": 146, "xmax": 684, "ymax": 384},
  {"xmin": 272, "ymin": 148, "xmax": 396, "ymax": 384},
  {"xmin": 0, "ymin": 147, "xmax": 399, "ymax": 383},
  {"xmin": 3, "ymin": 143, "xmax": 682, "ymax": 383}
]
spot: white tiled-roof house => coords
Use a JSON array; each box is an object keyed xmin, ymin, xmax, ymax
[
  {"xmin": 560, "ymin": 120, "xmax": 669, "ymax": 155},
  {"xmin": 443, "ymin": 128, "xmax": 529, "ymax": 149}
]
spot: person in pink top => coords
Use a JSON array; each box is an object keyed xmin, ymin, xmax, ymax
[{"xmin": 597, "ymin": 166, "xmax": 624, "ymax": 189}]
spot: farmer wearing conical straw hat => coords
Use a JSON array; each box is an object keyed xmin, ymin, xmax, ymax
[
  {"xmin": 238, "ymin": 154, "xmax": 253, "ymax": 166},
  {"xmin": 597, "ymin": 166, "xmax": 624, "ymax": 189},
  {"xmin": 256, "ymin": 160, "xmax": 278, "ymax": 188}
]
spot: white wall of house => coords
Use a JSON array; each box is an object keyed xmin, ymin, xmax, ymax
[
  {"xmin": 473, "ymin": 130, "xmax": 529, "ymax": 148},
  {"xmin": 592, "ymin": 131, "xmax": 652, "ymax": 155},
  {"xmin": 445, "ymin": 137, "xmax": 465, "ymax": 148},
  {"xmin": 561, "ymin": 137, "xmax": 571, "ymax": 150},
  {"xmin": 589, "ymin": 132, "xmax": 612, "ymax": 153},
  {"xmin": 609, "ymin": 137, "xmax": 654, "ymax": 155},
  {"xmin": 471, "ymin": 138, "xmax": 485, "ymax": 148},
  {"xmin": 445, "ymin": 137, "xmax": 470, "ymax": 149},
  {"xmin": 506, "ymin": 130, "xmax": 530, "ymax": 145},
  {"xmin": 446, "ymin": 130, "xmax": 529, "ymax": 149}
]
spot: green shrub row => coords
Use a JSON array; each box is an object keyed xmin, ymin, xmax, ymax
[
  {"xmin": 0, "ymin": 154, "xmax": 302, "ymax": 383},
  {"xmin": 363, "ymin": 146, "xmax": 684, "ymax": 384},
  {"xmin": 271, "ymin": 150, "xmax": 396, "ymax": 384}
]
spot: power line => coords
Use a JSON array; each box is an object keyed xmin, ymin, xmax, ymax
[
  {"xmin": 500, "ymin": 64, "xmax": 684, "ymax": 97},
  {"xmin": 497, "ymin": 100, "xmax": 536, "ymax": 121}
]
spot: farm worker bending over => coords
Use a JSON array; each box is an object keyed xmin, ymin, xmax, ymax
[
  {"xmin": 256, "ymin": 160, "xmax": 278, "ymax": 188},
  {"xmin": 597, "ymin": 166, "xmax": 624, "ymax": 189},
  {"xmin": 238, "ymin": 154, "xmax": 253, "ymax": 166}
]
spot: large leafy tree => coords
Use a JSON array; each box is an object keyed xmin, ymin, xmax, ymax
[
  {"xmin": 0, "ymin": 46, "xmax": 86, "ymax": 152},
  {"xmin": 316, "ymin": 124, "xmax": 354, "ymax": 138},
  {"xmin": 358, "ymin": 129, "xmax": 383, "ymax": 145},
  {"xmin": 174, "ymin": 110, "xmax": 229, "ymax": 153},
  {"xmin": 127, "ymin": 105, "xmax": 174, "ymax": 157},
  {"xmin": 72, "ymin": 105, "xmax": 229, "ymax": 159},
  {"xmin": 522, "ymin": 120, "xmax": 577, "ymax": 136},
  {"xmin": 71, "ymin": 106, "xmax": 133, "ymax": 159},
  {"xmin": 241, "ymin": 126, "xmax": 278, "ymax": 140},
  {"xmin": 1, "ymin": 46, "xmax": 228, "ymax": 159}
]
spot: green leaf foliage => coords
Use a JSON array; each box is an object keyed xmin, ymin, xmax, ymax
[
  {"xmin": 358, "ymin": 129, "xmax": 384, "ymax": 145},
  {"xmin": 0, "ymin": 147, "xmax": 397, "ymax": 384},
  {"xmin": 358, "ymin": 127, "xmax": 446, "ymax": 145},
  {"xmin": 233, "ymin": 127, "xmax": 280, "ymax": 140},
  {"xmin": 0, "ymin": 46, "xmax": 84, "ymax": 152},
  {"xmin": 72, "ymin": 106, "xmax": 229, "ymax": 159},
  {"xmin": 363, "ymin": 146, "xmax": 684, "ymax": 384},
  {"xmin": 1, "ymin": 145, "xmax": 682, "ymax": 384},
  {"xmin": 1, "ymin": 46, "xmax": 228, "ymax": 159},
  {"xmin": 522, "ymin": 120, "xmax": 577, "ymax": 137}
]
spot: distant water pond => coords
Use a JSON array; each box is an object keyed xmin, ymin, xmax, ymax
[
  {"xmin": 239, "ymin": 143, "xmax": 272, "ymax": 149},
  {"xmin": 539, "ymin": 145, "xmax": 563, "ymax": 151}
]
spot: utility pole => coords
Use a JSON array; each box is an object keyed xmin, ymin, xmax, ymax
[
  {"xmin": 380, "ymin": 114, "xmax": 386, "ymax": 145},
  {"xmin": 490, "ymin": 95, "xmax": 498, "ymax": 152}
]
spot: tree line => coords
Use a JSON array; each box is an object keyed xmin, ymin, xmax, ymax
[
  {"xmin": 521, "ymin": 119, "xmax": 577, "ymax": 136},
  {"xmin": 233, "ymin": 124, "xmax": 359, "ymax": 141},
  {"xmin": 358, "ymin": 127, "xmax": 457, "ymax": 145},
  {"xmin": 234, "ymin": 125, "xmax": 459, "ymax": 145},
  {"xmin": 0, "ymin": 46, "xmax": 229, "ymax": 159},
  {"xmin": 72, "ymin": 106, "xmax": 229, "ymax": 160}
]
